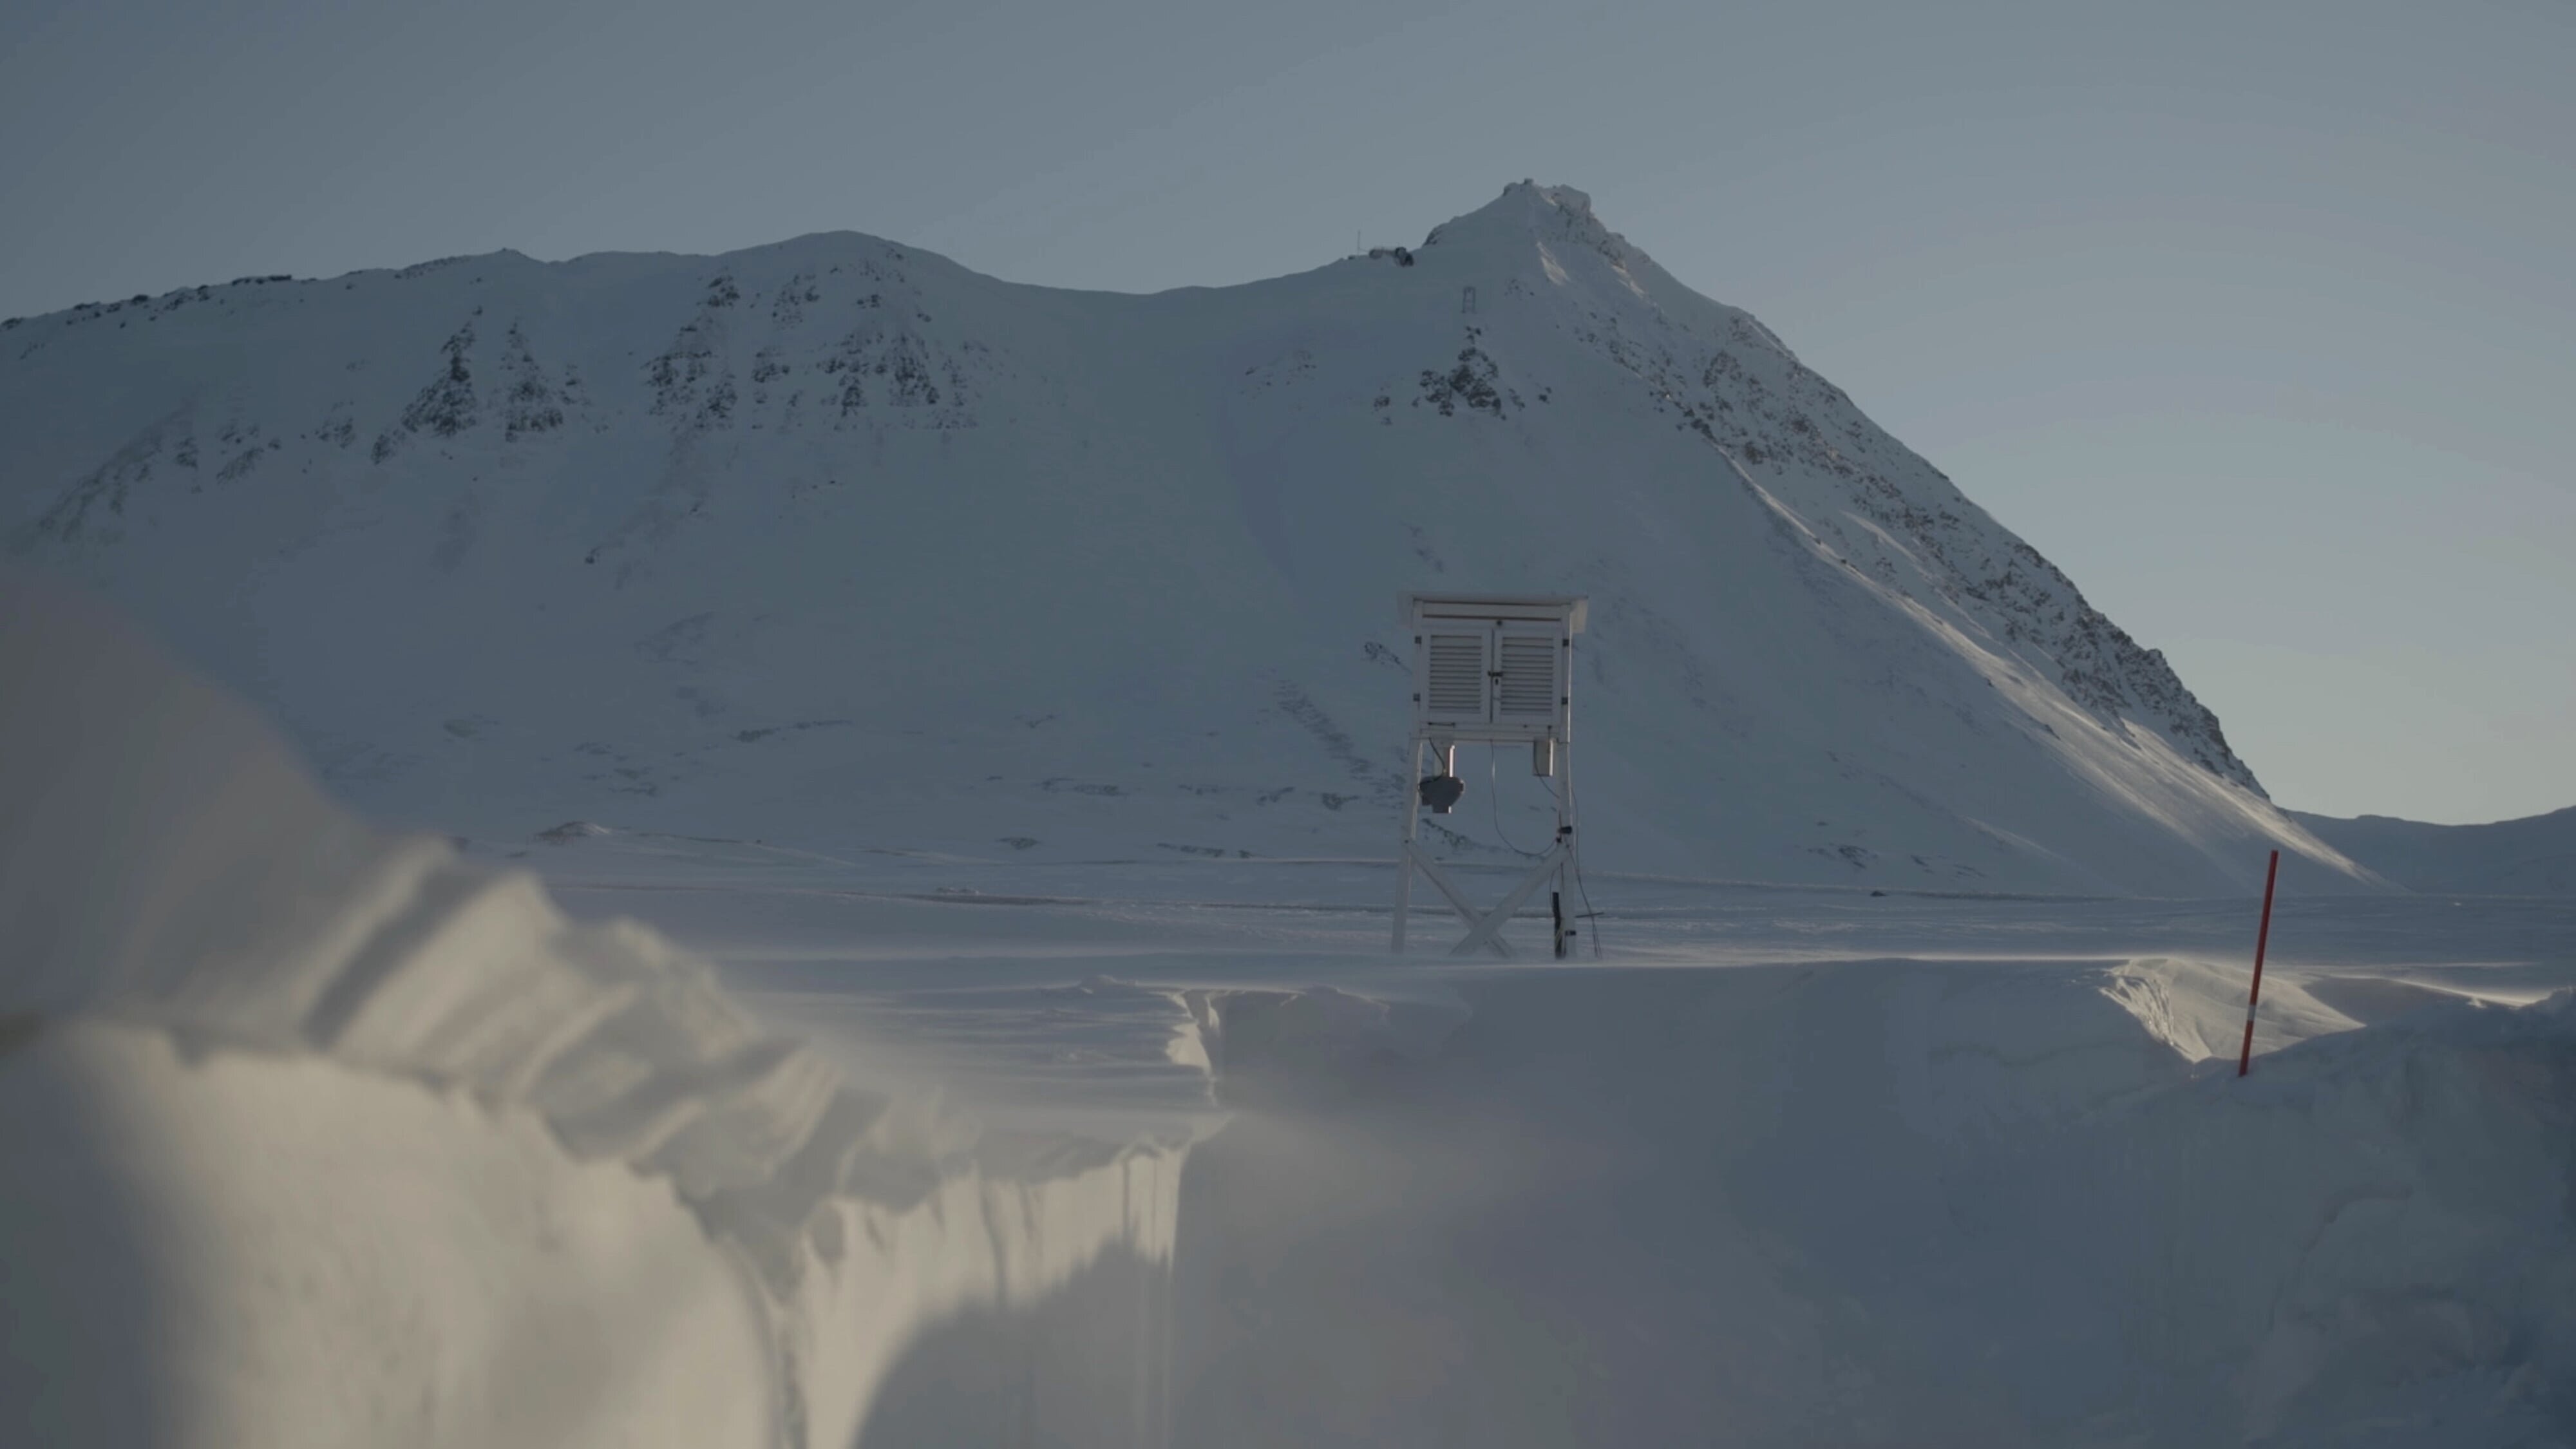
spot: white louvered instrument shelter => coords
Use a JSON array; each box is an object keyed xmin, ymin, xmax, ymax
[{"xmin": 1403, "ymin": 593, "xmax": 1585, "ymax": 744}]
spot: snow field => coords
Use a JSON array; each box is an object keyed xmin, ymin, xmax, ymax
[
  {"xmin": 1160, "ymin": 959, "xmax": 2576, "ymax": 1446},
  {"xmin": 6, "ymin": 571, "xmax": 2572, "ymax": 1445},
  {"xmin": 556, "ymin": 823, "xmax": 2570, "ymax": 1444}
]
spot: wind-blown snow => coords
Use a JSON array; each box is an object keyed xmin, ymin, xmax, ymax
[
  {"xmin": 0, "ymin": 182, "xmax": 2369, "ymax": 895},
  {"xmin": 4, "ymin": 575, "xmax": 2571, "ymax": 1445},
  {"xmin": 558, "ymin": 831, "xmax": 2574, "ymax": 1445}
]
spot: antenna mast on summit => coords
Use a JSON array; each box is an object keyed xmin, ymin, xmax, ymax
[{"xmin": 1392, "ymin": 593, "xmax": 1587, "ymax": 959}]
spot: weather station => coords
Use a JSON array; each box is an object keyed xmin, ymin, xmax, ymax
[{"xmin": 1392, "ymin": 592, "xmax": 1588, "ymax": 958}]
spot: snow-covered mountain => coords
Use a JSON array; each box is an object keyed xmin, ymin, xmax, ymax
[
  {"xmin": 2291, "ymin": 806, "xmax": 2576, "ymax": 896},
  {"xmin": 1, "ymin": 182, "xmax": 2371, "ymax": 894}
]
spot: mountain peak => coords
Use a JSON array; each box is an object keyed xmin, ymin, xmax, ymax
[
  {"xmin": 1423, "ymin": 180, "xmax": 1637, "ymax": 265},
  {"xmin": 1440, "ymin": 178, "xmax": 1600, "ymax": 227}
]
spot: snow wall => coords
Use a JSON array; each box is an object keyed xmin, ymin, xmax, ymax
[{"xmin": 0, "ymin": 569, "xmax": 1188, "ymax": 1448}]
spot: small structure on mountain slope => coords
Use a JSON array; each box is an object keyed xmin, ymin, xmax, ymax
[{"xmin": 1393, "ymin": 592, "xmax": 1587, "ymax": 958}]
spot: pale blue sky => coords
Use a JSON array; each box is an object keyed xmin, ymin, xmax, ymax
[{"xmin": 5, "ymin": 0, "xmax": 2569, "ymax": 823}]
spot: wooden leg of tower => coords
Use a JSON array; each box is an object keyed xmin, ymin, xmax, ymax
[
  {"xmin": 1557, "ymin": 741, "xmax": 1577, "ymax": 959},
  {"xmin": 1392, "ymin": 737, "xmax": 1425, "ymax": 954},
  {"xmin": 1394, "ymin": 843, "xmax": 1414, "ymax": 955}
]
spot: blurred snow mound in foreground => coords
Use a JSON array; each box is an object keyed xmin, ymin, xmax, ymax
[{"xmin": 0, "ymin": 571, "xmax": 1184, "ymax": 1448}]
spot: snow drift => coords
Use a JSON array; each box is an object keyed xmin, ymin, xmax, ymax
[
  {"xmin": 0, "ymin": 182, "xmax": 2369, "ymax": 894},
  {"xmin": 1171, "ymin": 961, "xmax": 2576, "ymax": 1446},
  {"xmin": 0, "ymin": 571, "xmax": 1188, "ymax": 1448}
]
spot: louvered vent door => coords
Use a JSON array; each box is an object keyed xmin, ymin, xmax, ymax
[
  {"xmin": 1424, "ymin": 632, "xmax": 1491, "ymax": 722},
  {"xmin": 1493, "ymin": 629, "xmax": 1560, "ymax": 724}
]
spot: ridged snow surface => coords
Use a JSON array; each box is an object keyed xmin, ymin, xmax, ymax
[
  {"xmin": 0, "ymin": 574, "xmax": 1186, "ymax": 1449},
  {"xmin": 1, "ymin": 182, "xmax": 2365, "ymax": 893}
]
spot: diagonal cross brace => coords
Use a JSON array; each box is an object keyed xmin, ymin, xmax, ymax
[{"xmin": 1406, "ymin": 842, "xmax": 1569, "ymax": 958}]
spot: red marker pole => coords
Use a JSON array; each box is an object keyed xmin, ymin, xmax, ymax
[{"xmin": 2237, "ymin": 849, "xmax": 2281, "ymax": 1078}]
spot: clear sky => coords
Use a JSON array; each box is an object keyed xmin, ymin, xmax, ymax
[{"xmin": 5, "ymin": 0, "xmax": 2569, "ymax": 824}]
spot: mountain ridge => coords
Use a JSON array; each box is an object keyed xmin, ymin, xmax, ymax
[{"xmin": 2291, "ymin": 804, "xmax": 2576, "ymax": 896}]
